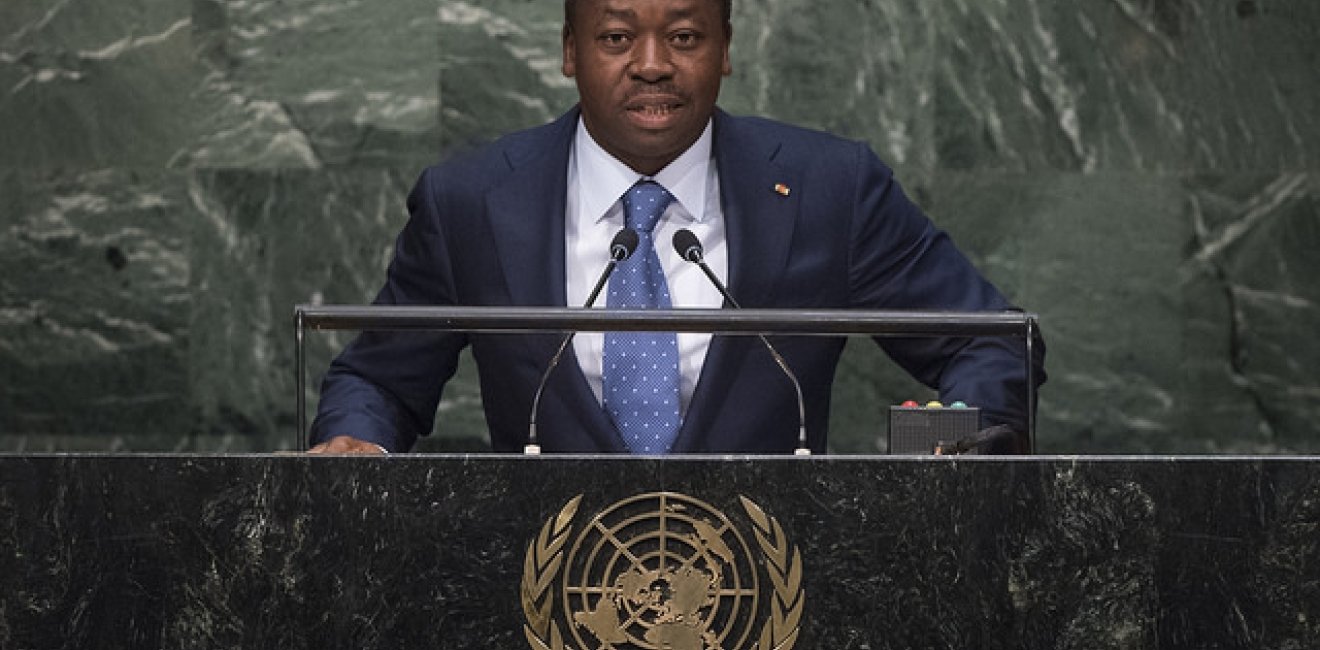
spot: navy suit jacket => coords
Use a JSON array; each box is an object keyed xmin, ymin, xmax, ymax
[{"xmin": 311, "ymin": 107, "xmax": 1043, "ymax": 453}]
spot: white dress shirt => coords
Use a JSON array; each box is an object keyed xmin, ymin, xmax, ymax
[{"xmin": 565, "ymin": 118, "xmax": 728, "ymax": 414}]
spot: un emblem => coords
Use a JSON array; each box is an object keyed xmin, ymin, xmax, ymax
[{"xmin": 521, "ymin": 493, "xmax": 804, "ymax": 650}]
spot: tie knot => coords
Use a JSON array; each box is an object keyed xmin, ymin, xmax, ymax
[{"xmin": 622, "ymin": 181, "xmax": 674, "ymax": 234}]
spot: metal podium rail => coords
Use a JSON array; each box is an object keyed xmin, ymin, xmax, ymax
[{"xmin": 293, "ymin": 306, "xmax": 1039, "ymax": 451}]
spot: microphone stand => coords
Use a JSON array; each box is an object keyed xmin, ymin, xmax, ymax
[
  {"xmin": 525, "ymin": 230, "xmax": 637, "ymax": 454},
  {"xmin": 676, "ymin": 230, "xmax": 812, "ymax": 456}
]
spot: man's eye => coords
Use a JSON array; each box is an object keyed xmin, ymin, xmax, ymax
[
  {"xmin": 601, "ymin": 33, "xmax": 630, "ymax": 47},
  {"xmin": 671, "ymin": 31, "xmax": 699, "ymax": 47}
]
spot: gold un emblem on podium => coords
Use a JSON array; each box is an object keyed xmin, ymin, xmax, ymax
[{"xmin": 521, "ymin": 492, "xmax": 804, "ymax": 650}]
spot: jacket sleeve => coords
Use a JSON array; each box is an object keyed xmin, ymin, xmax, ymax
[
  {"xmin": 309, "ymin": 167, "xmax": 468, "ymax": 452},
  {"xmin": 845, "ymin": 142, "xmax": 1046, "ymax": 445}
]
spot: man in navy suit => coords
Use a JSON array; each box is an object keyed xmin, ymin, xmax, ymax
[{"xmin": 309, "ymin": 0, "xmax": 1043, "ymax": 454}]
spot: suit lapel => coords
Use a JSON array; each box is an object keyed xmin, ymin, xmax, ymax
[
  {"xmin": 485, "ymin": 112, "xmax": 577, "ymax": 308},
  {"xmin": 714, "ymin": 110, "xmax": 801, "ymax": 308},
  {"xmin": 483, "ymin": 108, "xmax": 627, "ymax": 452},
  {"xmin": 672, "ymin": 110, "xmax": 801, "ymax": 452}
]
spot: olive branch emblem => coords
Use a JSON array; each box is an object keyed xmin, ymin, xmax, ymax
[
  {"xmin": 740, "ymin": 496, "xmax": 804, "ymax": 650},
  {"xmin": 520, "ymin": 494, "xmax": 804, "ymax": 650},
  {"xmin": 522, "ymin": 495, "xmax": 581, "ymax": 650}
]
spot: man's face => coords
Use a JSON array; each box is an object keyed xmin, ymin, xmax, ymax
[{"xmin": 563, "ymin": 0, "xmax": 732, "ymax": 175}]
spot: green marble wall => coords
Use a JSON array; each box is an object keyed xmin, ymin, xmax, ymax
[{"xmin": 2, "ymin": 0, "xmax": 1317, "ymax": 453}]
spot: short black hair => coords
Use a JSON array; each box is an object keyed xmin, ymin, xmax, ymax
[{"xmin": 564, "ymin": 0, "xmax": 733, "ymax": 27}]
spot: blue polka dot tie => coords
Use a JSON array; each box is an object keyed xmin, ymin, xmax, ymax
[{"xmin": 603, "ymin": 181, "xmax": 681, "ymax": 454}]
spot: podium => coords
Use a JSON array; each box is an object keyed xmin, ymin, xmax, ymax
[{"xmin": 3, "ymin": 454, "xmax": 1318, "ymax": 649}]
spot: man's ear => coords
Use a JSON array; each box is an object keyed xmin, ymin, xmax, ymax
[{"xmin": 562, "ymin": 24, "xmax": 577, "ymax": 78}]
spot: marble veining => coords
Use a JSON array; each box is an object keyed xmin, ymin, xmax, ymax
[
  {"xmin": 0, "ymin": 0, "xmax": 1317, "ymax": 453},
  {"xmin": 2, "ymin": 455, "xmax": 1319, "ymax": 648}
]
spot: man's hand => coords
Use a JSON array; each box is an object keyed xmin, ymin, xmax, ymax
[{"xmin": 307, "ymin": 435, "xmax": 388, "ymax": 455}]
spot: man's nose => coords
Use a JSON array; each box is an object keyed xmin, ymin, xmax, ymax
[{"xmin": 630, "ymin": 35, "xmax": 674, "ymax": 81}]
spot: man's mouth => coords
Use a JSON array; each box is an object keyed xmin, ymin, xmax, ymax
[
  {"xmin": 631, "ymin": 103, "xmax": 681, "ymax": 115},
  {"xmin": 625, "ymin": 97, "xmax": 685, "ymax": 124}
]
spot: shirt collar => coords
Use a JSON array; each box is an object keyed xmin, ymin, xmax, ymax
[{"xmin": 574, "ymin": 117, "xmax": 714, "ymax": 225}]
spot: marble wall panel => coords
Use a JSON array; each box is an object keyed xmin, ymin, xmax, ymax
[
  {"xmin": 184, "ymin": 167, "xmax": 485, "ymax": 450},
  {"xmin": 0, "ymin": 169, "xmax": 190, "ymax": 449},
  {"xmin": 182, "ymin": 0, "xmax": 441, "ymax": 170},
  {"xmin": 721, "ymin": 0, "xmax": 941, "ymax": 169},
  {"xmin": 1, "ymin": 0, "xmax": 1316, "ymax": 452},
  {"xmin": 0, "ymin": 0, "xmax": 204, "ymax": 168},
  {"xmin": 932, "ymin": 0, "xmax": 1320, "ymax": 172},
  {"xmin": 934, "ymin": 172, "xmax": 1196, "ymax": 452},
  {"xmin": 1167, "ymin": 1, "xmax": 1320, "ymax": 172},
  {"xmin": 1179, "ymin": 173, "xmax": 1320, "ymax": 452},
  {"xmin": 437, "ymin": 1, "xmax": 578, "ymax": 149},
  {"xmin": 896, "ymin": 170, "xmax": 1318, "ymax": 453}
]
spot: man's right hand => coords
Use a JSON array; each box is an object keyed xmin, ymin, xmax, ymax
[{"xmin": 307, "ymin": 435, "xmax": 388, "ymax": 455}]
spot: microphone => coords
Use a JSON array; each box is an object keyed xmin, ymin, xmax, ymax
[
  {"xmin": 525, "ymin": 228, "xmax": 639, "ymax": 454},
  {"xmin": 672, "ymin": 229, "xmax": 811, "ymax": 456}
]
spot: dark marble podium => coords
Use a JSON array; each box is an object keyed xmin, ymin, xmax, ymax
[{"xmin": 2, "ymin": 455, "xmax": 1318, "ymax": 649}]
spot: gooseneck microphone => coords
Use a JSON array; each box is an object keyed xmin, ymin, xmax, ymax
[
  {"xmin": 525, "ymin": 228, "xmax": 639, "ymax": 454},
  {"xmin": 672, "ymin": 229, "xmax": 812, "ymax": 456}
]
